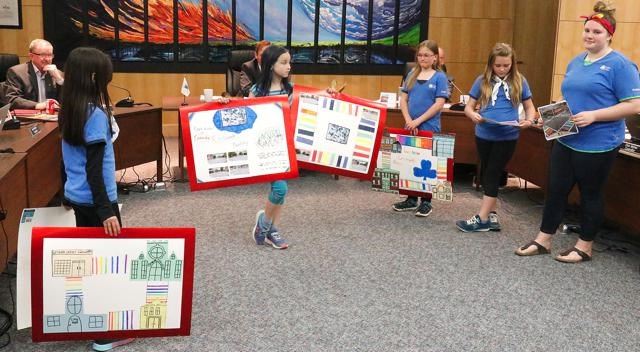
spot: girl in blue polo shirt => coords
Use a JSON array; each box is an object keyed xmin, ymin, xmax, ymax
[
  {"xmin": 392, "ymin": 39, "xmax": 449, "ymax": 217},
  {"xmin": 59, "ymin": 47, "xmax": 135, "ymax": 351},
  {"xmin": 516, "ymin": 1, "xmax": 640, "ymax": 263},
  {"xmin": 456, "ymin": 43, "xmax": 536, "ymax": 232}
]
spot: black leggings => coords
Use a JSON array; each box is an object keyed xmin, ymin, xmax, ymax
[
  {"xmin": 71, "ymin": 203, "xmax": 122, "ymax": 228},
  {"xmin": 476, "ymin": 137, "xmax": 518, "ymax": 198},
  {"xmin": 540, "ymin": 142, "xmax": 618, "ymax": 241}
]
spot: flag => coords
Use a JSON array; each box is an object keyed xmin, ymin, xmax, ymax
[{"xmin": 181, "ymin": 77, "xmax": 190, "ymax": 96}]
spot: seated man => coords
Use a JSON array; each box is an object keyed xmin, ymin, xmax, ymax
[
  {"xmin": 5, "ymin": 39, "xmax": 64, "ymax": 109},
  {"xmin": 239, "ymin": 40, "xmax": 270, "ymax": 97}
]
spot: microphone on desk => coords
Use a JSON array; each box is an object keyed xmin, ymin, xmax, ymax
[
  {"xmin": 448, "ymin": 79, "xmax": 467, "ymax": 111},
  {"xmin": 111, "ymin": 83, "xmax": 135, "ymax": 108}
]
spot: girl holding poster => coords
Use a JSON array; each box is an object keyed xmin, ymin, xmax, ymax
[
  {"xmin": 455, "ymin": 43, "xmax": 536, "ymax": 233},
  {"xmin": 392, "ymin": 39, "xmax": 449, "ymax": 217},
  {"xmin": 248, "ymin": 45, "xmax": 293, "ymax": 249},
  {"xmin": 58, "ymin": 47, "xmax": 135, "ymax": 350}
]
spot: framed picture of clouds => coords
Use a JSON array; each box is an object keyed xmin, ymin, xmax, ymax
[
  {"xmin": 180, "ymin": 96, "xmax": 298, "ymax": 191},
  {"xmin": 30, "ymin": 227, "xmax": 196, "ymax": 342},
  {"xmin": 291, "ymin": 85, "xmax": 387, "ymax": 180},
  {"xmin": 372, "ymin": 128, "xmax": 455, "ymax": 202}
]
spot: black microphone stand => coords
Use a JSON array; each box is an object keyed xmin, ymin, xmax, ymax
[{"xmin": 111, "ymin": 83, "xmax": 135, "ymax": 107}]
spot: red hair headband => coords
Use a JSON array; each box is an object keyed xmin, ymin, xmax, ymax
[{"xmin": 580, "ymin": 13, "xmax": 615, "ymax": 35}]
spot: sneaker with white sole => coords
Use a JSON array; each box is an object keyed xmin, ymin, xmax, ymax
[
  {"xmin": 265, "ymin": 230, "xmax": 288, "ymax": 249},
  {"xmin": 456, "ymin": 215, "xmax": 491, "ymax": 233},
  {"xmin": 392, "ymin": 198, "xmax": 418, "ymax": 212},
  {"xmin": 489, "ymin": 211, "xmax": 501, "ymax": 231},
  {"xmin": 92, "ymin": 338, "xmax": 135, "ymax": 351},
  {"xmin": 252, "ymin": 210, "xmax": 266, "ymax": 245},
  {"xmin": 415, "ymin": 201, "xmax": 433, "ymax": 217}
]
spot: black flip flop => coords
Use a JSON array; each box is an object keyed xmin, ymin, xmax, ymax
[
  {"xmin": 555, "ymin": 247, "xmax": 592, "ymax": 263},
  {"xmin": 515, "ymin": 240, "xmax": 550, "ymax": 256}
]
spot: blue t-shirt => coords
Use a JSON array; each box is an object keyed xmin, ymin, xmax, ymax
[
  {"xmin": 250, "ymin": 83, "xmax": 292, "ymax": 98},
  {"xmin": 401, "ymin": 70, "xmax": 449, "ymax": 132},
  {"xmin": 469, "ymin": 75, "xmax": 532, "ymax": 141},
  {"xmin": 62, "ymin": 107, "xmax": 117, "ymax": 206},
  {"xmin": 559, "ymin": 51, "xmax": 640, "ymax": 152}
]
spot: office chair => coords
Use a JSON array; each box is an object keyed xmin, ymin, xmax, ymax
[
  {"xmin": 0, "ymin": 53, "xmax": 19, "ymax": 105},
  {"xmin": 226, "ymin": 50, "xmax": 255, "ymax": 97}
]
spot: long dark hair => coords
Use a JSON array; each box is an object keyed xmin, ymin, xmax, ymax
[
  {"xmin": 59, "ymin": 47, "xmax": 113, "ymax": 146},
  {"xmin": 255, "ymin": 45, "xmax": 292, "ymax": 97}
]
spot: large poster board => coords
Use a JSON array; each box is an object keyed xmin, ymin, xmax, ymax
[
  {"xmin": 372, "ymin": 128, "xmax": 455, "ymax": 201},
  {"xmin": 31, "ymin": 227, "xmax": 195, "ymax": 342},
  {"xmin": 290, "ymin": 85, "xmax": 387, "ymax": 180},
  {"xmin": 180, "ymin": 96, "xmax": 298, "ymax": 191}
]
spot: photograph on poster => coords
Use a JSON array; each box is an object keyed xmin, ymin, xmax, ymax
[
  {"xmin": 180, "ymin": 96, "xmax": 298, "ymax": 191},
  {"xmin": 30, "ymin": 227, "xmax": 195, "ymax": 342},
  {"xmin": 372, "ymin": 129, "xmax": 455, "ymax": 202},
  {"xmin": 291, "ymin": 86, "xmax": 387, "ymax": 180}
]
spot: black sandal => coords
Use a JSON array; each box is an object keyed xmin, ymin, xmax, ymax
[
  {"xmin": 555, "ymin": 247, "xmax": 591, "ymax": 263},
  {"xmin": 515, "ymin": 240, "xmax": 550, "ymax": 256}
]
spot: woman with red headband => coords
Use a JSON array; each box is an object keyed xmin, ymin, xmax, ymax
[{"xmin": 515, "ymin": 1, "xmax": 640, "ymax": 263}]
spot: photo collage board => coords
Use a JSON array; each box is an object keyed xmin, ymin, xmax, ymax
[
  {"xmin": 180, "ymin": 96, "xmax": 299, "ymax": 191},
  {"xmin": 373, "ymin": 128, "xmax": 455, "ymax": 202}
]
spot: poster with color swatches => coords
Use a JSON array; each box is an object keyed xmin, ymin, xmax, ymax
[
  {"xmin": 291, "ymin": 85, "xmax": 387, "ymax": 180},
  {"xmin": 180, "ymin": 96, "xmax": 298, "ymax": 191},
  {"xmin": 30, "ymin": 227, "xmax": 195, "ymax": 342},
  {"xmin": 372, "ymin": 128, "xmax": 455, "ymax": 201}
]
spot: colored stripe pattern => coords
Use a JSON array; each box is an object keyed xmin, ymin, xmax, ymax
[
  {"xmin": 65, "ymin": 277, "xmax": 83, "ymax": 299},
  {"xmin": 108, "ymin": 310, "xmax": 135, "ymax": 330},
  {"xmin": 92, "ymin": 255, "xmax": 128, "ymax": 275}
]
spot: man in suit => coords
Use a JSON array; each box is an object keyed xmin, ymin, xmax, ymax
[
  {"xmin": 239, "ymin": 40, "xmax": 271, "ymax": 97},
  {"xmin": 5, "ymin": 39, "xmax": 64, "ymax": 109}
]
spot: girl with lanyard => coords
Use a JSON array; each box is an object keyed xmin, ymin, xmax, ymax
[
  {"xmin": 392, "ymin": 39, "xmax": 449, "ymax": 217},
  {"xmin": 456, "ymin": 43, "xmax": 536, "ymax": 232},
  {"xmin": 516, "ymin": 1, "xmax": 640, "ymax": 262}
]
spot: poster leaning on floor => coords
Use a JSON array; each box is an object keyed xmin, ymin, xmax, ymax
[
  {"xmin": 180, "ymin": 96, "xmax": 298, "ymax": 191},
  {"xmin": 290, "ymin": 85, "xmax": 387, "ymax": 180}
]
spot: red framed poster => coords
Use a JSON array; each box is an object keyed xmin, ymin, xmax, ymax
[
  {"xmin": 31, "ymin": 227, "xmax": 195, "ymax": 342},
  {"xmin": 290, "ymin": 85, "xmax": 387, "ymax": 180},
  {"xmin": 372, "ymin": 128, "xmax": 455, "ymax": 200},
  {"xmin": 180, "ymin": 96, "xmax": 299, "ymax": 191}
]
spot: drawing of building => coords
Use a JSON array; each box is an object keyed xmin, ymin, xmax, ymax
[
  {"xmin": 140, "ymin": 284, "xmax": 169, "ymax": 329},
  {"xmin": 51, "ymin": 249, "xmax": 93, "ymax": 277},
  {"xmin": 43, "ymin": 290, "xmax": 108, "ymax": 333},
  {"xmin": 433, "ymin": 181, "xmax": 453, "ymax": 201},
  {"xmin": 130, "ymin": 241, "xmax": 183, "ymax": 281}
]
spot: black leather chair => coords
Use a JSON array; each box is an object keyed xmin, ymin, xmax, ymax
[
  {"xmin": 0, "ymin": 53, "xmax": 20, "ymax": 105},
  {"xmin": 226, "ymin": 50, "xmax": 255, "ymax": 97}
]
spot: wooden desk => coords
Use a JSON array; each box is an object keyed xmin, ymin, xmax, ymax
[
  {"xmin": 161, "ymin": 96, "xmax": 204, "ymax": 180},
  {"xmin": 0, "ymin": 153, "xmax": 28, "ymax": 268},
  {"xmin": 506, "ymin": 125, "xmax": 552, "ymax": 190},
  {"xmin": 113, "ymin": 106, "xmax": 164, "ymax": 182},
  {"xmin": 0, "ymin": 122, "xmax": 62, "ymax": 208}
]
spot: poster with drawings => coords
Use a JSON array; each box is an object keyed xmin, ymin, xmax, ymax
[
  {"xmin": 180, "ymin": 96, "xmax": 298, "ymax": 191},
  {"xmin": 372, "ymin": 128, "xmax": 455, "ymax": 202},
  {"xmin": 30, "ymin": 227, "xmax": 195, "ymax": 342},
  {"xmin": 290, "ymin": 85, "xmax": 387, "ymax": 180}
]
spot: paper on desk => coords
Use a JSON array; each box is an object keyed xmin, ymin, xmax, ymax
[{"xmin": 482, "ymin": 117, "xmax": 520, "ymax": 126}]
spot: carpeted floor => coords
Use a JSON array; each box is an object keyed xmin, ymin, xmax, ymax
[{"xmin": 1, "ymin": 138, "xmax": 639, "ymax": 351}]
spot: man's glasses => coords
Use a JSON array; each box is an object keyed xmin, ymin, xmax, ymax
[{"xmin": 31, "ymin": 52, "xmax": 54, "ymax": 59}]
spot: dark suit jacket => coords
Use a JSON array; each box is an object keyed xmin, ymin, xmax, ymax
[
  {"xmin": 5, "ymin": 62, "xmax": 61, "ymax": 109},
  {"xmin": 239, "ymin": 58, "xmax": 261, "ymax": 97}
]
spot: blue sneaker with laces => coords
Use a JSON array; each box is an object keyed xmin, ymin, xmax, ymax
[
  {"xmin": 252, "ymin": 210, "xmax": 266, "ymax": 245},
  {"xmin": 266, "ymin": 229, "xmax": 288, "ymax": 249},
  {"xmin": 456, "ymin": 215, "xmax": 491, "ymax": 233}
]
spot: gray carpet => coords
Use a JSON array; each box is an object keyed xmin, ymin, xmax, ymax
[{"xmin": 1, "ymin": 141, "xmax": 640, "ymax": 351}]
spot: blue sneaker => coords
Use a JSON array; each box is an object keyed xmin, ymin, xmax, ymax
[
  {"xmin": 456, "ymin": 215, "xmax": 491, "ymax": 233},
  {"xmin": 265, "ymin": 229, "xmax": 288, "ymax": 249},
  {"xmin": 252, "ymin": 210, "xmax": 266, "ymax": 245},
  {"xmin": 92, "ymin": 338, "xmax": 135, "ymax": 351}
]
